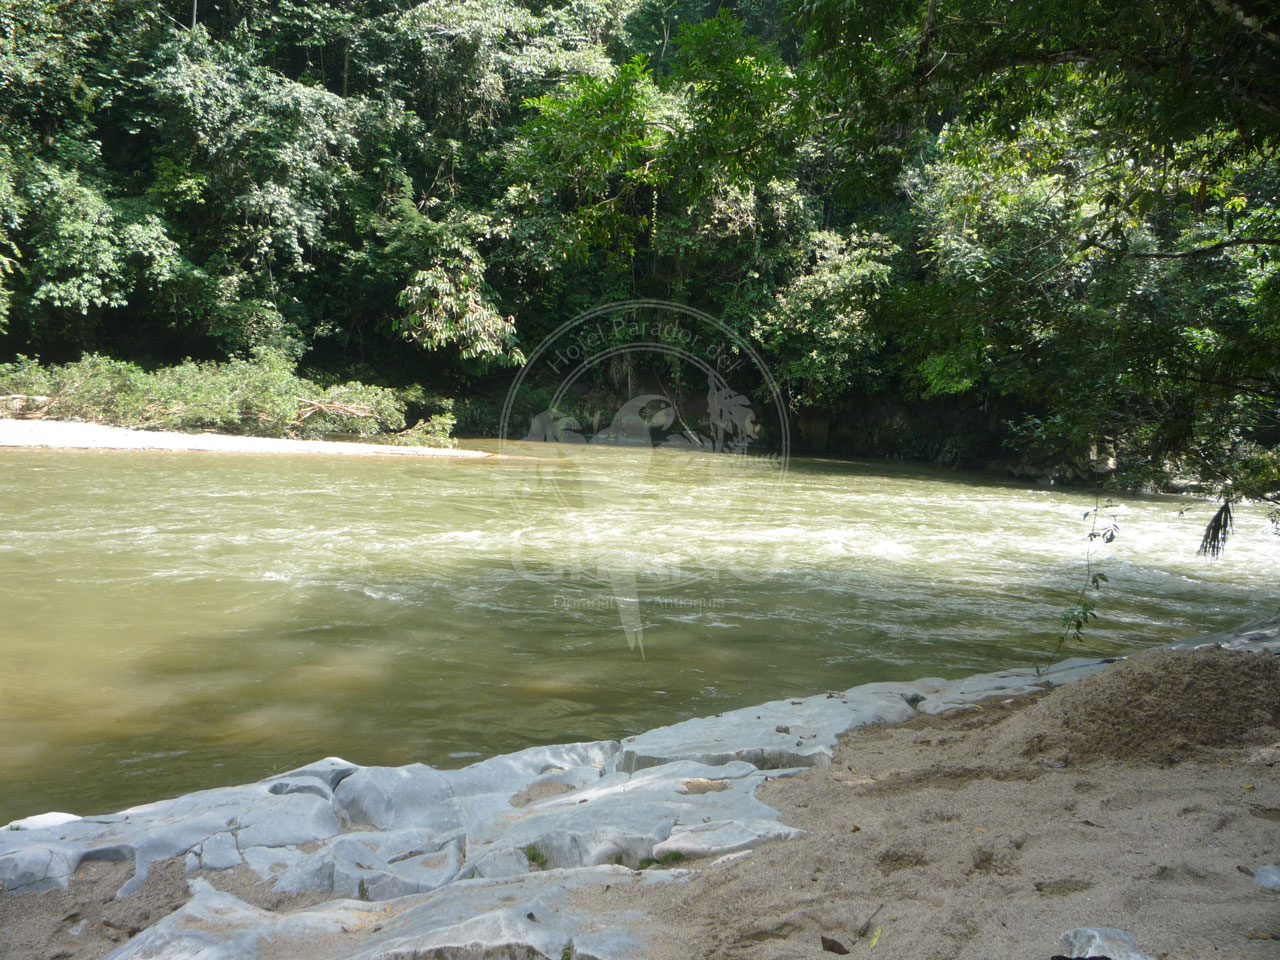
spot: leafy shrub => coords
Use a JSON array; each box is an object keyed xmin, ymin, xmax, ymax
[
  {"xmin": 389, "ymin": 399, "xmax": 457, "ymax": 448},
  {"xmin": 295, "ymin": 380, "xmax": 409, "ymax": 439},
  {"xmin": 148, "ymin": 353, "xmax": 302, "ymax": 434},
  {"xmin": 0, "ymin": 353, "xmax": 458, "ymax": 446}
]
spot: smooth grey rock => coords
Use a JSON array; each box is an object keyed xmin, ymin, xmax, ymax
[
  {"xmin": 1039, "ymin": 658, "xmax": 1114, "ymax": 685},
  {"xmin": 540, "ymin": 824, "xmax": 668, "ymax": 870},
  {"xmin": 333, "ymin": 741, "xmax": 618, "ymax": 832},
  {"xmin": 653, "ymin": 819, "xmax": 803, "ymax": 858},
  {"xmin": 618, "ymin": 691, "xmax": 916, "ymax": 772},
  {"xmin": 386, "ymin": 905, "xmax": 570, "ymax": 959},
  {"xmin": 345, "ymin": 866, "xmax": 681, "ymax": 960},
  {"xmin": 344, "ymin": 826, "xmax": 446, "ymax": 860},
  {"xmin": 0, "ymin": 843, "xmax": 78, "ymax": 894},
  {"xmin": 911, "ymin": 659, "xmax": 1119, "ymax": 714},
  {"xmin": 265, "ymin": 774, "xmax": 334, "ymax": 801},
  {"xmin": 101, "ymin": 879, "xmax": 376, "ymax": 960},
  {"xmin": 1042, "ymin": 656, "xmax": 1113, "ymax": 675},
  {"xmin": 334, "ymin": 763, "xmax": 459, "ymax": 831},
  {"xmin": 0, "ymin": 780, "xmax": 342, "ymax": 897},
  {"xmin": 1059, "ymin": 927, "xmax": 1156, "ymax": 960},
  {"xmin": 0, "ymin": 831, "xmax": 133, "ymax": 894},
  {"xmin": 117, "ymin": 787, "xmax": 341, "ymax": 895},
  {"xmin": 1253, "ymin": 865, "xmax": 1280, "ymax": 891},
  {"xmin": 470, "ymin": 846, "xmax": 531, "ymax": 878},
  {"xmin": 708, "ymin": 850, "xmax": 753, "ymax": 867},
  {"xmin": 242, "ymin": 844, "xmax": 304, "ymax": 879},
  {"xmin": 466, "ymin": 760, "xmax": 784, "ymax": 870},
  {"xmin": 234, "ymin": 792, "xmax": 341, "ymax": 849},
  {"xmin": 79, "ymin": 842, "xmax": 134, "ymax": 865},
  {"xmin": 843, "ymin": 680, "xmax": 935, "ymax": 707},
  {"xmin": 265, "ymin": 756, "xmax": 361, "ymax": 791},
  {"xmin": 272, "ymin": 830, "xmax": 464, "ymax": 900},
  {"xmin": 270, "ymin": 840, "xmax": 354, "ymax": 897},
  {"xmin": 104, "ymin": 867, "xmax": 671, "ymax": 960},
  {"xmin": 3, "ymin": 811, "xmax": 80, "ymax": 831},
  {"xmin": 914, "ymin": 668, "xmax": 1047, "ymax": 714},
  {"xmin": 1171, "ymin": 609, "xmax": 1280, "ymax": 653},
  {"xmin": 193, "ymin": 831, "xmax": 242, "ymax": 871},
  {"xmin": 443, "ymin": 740, "xmax": 618, "ymax": 797}
]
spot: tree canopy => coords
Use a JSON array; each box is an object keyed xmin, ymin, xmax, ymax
[{"xmin": 1, "ymin": 0, "xmax": 1277, "ymax": 539}]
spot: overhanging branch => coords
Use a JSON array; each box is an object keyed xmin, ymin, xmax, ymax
[
  {"xmin": 1202, "ymin": 0, "xmax": 1280, "ymax": 49},
  {"xmin": 1131, "ymin": 236, "xmax": 1280, "ymax": 258}
]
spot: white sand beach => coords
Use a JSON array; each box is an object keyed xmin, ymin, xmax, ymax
[{"xmin": 0, "ymin": 417, "xmax": 490, "ymax": 458}]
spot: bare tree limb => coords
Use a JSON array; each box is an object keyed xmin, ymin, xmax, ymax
[{"xmin": 1201, "ymin": 0, "xmax": 1280, "ymax": 49}]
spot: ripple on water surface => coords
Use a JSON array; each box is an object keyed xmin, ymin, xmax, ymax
[{"xmin": 0, "ymin": 444, "xmax": 1277, "ymax": 819}]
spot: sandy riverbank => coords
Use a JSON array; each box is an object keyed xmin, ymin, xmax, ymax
[
  {"xmin": 582, "ymin": 643, "xmax": 1280, "ymax": 959},
  {"xmin": 1, "ymin": 634, "xmax": 1278, "ymax": 960},
  {"xmin": 0, "ymin": 417, "xmax": 492, "ymax": 458}
]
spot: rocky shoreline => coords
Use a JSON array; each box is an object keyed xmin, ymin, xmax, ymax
[{"xmin": 2, "ymin": 613, "xmax": 1278, "ymax": 960}]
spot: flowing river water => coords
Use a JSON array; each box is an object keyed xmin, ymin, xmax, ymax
[{"xmin": 1, "ymin": 440, "xmax": 1278, "ymax": 821}]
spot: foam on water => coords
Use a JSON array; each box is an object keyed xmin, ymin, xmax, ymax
[{"xmin": 0, "ymin": 444, "xmax": 1277, "ymax": 819}]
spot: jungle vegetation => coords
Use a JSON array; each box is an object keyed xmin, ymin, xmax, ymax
[{"xmin": 1, "ymin": 0, "xmax": 1277, "ymax": 541}]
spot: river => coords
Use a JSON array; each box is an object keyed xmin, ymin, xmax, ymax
[{"xmin": 1, "ymin": 441, "xmax": 1277, "ymax": 821}]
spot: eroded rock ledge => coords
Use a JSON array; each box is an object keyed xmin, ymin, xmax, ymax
[{"xmin": 2, "ymin": 613, "xmax": 1277, "ymax": 960}]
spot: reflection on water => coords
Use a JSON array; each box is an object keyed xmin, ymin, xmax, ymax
[{"xmin": 1, "ymin": 442, "xmax": 1277, "ymax": 820}]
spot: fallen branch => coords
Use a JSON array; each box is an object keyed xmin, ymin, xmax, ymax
[
  {"xmin": 295, "ymin": 398, "xmax": 378, "ymax": 422},
  {"xmin": 0, "ymin": 394, "xmax": 55, "ymax": 417},
  {"xmin": 0, "ymin": 394, "xmax": 51, "ymax": 403}
]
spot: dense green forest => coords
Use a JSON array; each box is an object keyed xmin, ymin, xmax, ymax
[{"xmin": 1, "ymin": 0, "xmax": 1278, "ymax": 530}]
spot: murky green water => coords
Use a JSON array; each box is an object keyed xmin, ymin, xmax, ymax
[{"xmin": 1, "ymin": 441, "xmax": 1277, "ymax": 821}]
